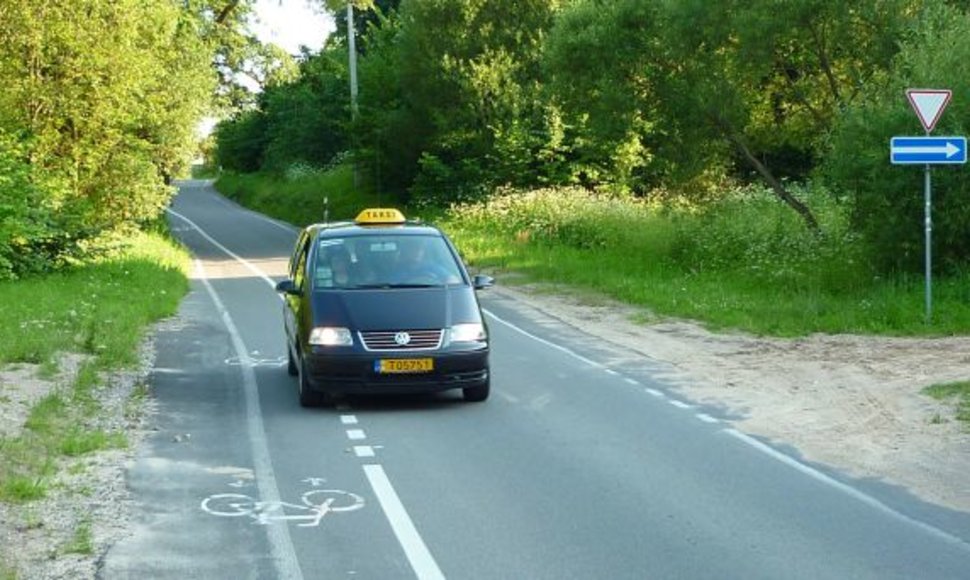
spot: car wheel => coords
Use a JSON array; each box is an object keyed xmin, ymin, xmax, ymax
[
  {"xmin": 297, "ymin": 357, "xmax": 326, "ymax": 408},
  {"xmin": 286, "ymin": 342, "xmax": 298, "ymax": 376},
  {"xmin": 462, "ymin": 375, "xmax": 490, "ymax": 402}
]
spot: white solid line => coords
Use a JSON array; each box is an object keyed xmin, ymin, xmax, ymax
[
  {"xmin": 340, "ymin": 415, "xmax": 359, "ymax": 425},
  {"xmin": 195, "ymin": 260, "xmax": 303, "ymax": 579},
  {"xmin": 696, "ymin": 413, "xmax": 719, "ymax": 424},
  {"xmin": 363, "ymin": 464, "xmax": 446, "ymax": 580},
  {"xmin": 645, "ymin": 388, "xmax": 664, "ymax": 398},
  {"xmin": 354, "ymin": 446, "xmax": 376, "ymax": 458},
  {"xmin": 670, "ymin": 400, "xmax": 692, "ymax": 410},
  {"xmin": 723, "ymin": 429, "xmax": 970, "ymax": 551},
  {"xmin": 346, "ymin": 429, "xmax": 366, "ymax": 441},
  {"xmin": 167, "ymin": 208, "xmax": 281, "ymax": 294},
  {"xmin": 482, "ymin": 308, "xmax": 602, "ymax": 368}
]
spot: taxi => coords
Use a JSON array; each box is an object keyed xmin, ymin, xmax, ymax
[{"xmin": 275, "ymin": 208, "xmax": 494, "ymax": 407}]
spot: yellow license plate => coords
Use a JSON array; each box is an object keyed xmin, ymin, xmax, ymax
[{"xmin": 377, "ymin": 358, "xmax": 434, "ymax": 374}]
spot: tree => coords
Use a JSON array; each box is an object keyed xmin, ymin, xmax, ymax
[
  {"xmin": 823, "ymin": 1, "xmax": 970, "ymax": 273},
  {"xmin": 0, "ymin": 0, "xmax": 217, "ymax": 272}
]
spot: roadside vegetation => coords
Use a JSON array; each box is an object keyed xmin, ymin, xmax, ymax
[
  {"xmin": 0, "ymin": 229, "xmax": 190, "ymax": 504},
  {"xmin": 212, "ymin": 1, "xmax": 970, "ymax": 338},
  {"xmin": 924, "ymin": 381, "xmax": 970, "ymax": 427}
]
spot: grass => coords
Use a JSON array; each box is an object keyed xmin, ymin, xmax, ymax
[
  {"xmin": 440, "ymin": 186, "xmax": 970, "ymax": 336},
  {"xmin": 923, "ymin": 381, "xmax": 970, "ymax": 427},
  {"xmin": 216, "ymin": 164, "xmax": 387, "ymax": 228},
  {"xmin": 62, "ymin": 519, "xmax": 93, "ymax": 555},
  {"xmin": 0, "ymin": 228, "xmax": 190, "ymax": 504}
]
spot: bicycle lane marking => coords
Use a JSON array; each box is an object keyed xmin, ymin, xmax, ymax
[
  {"xmin": 195, "ymin": 258, "xmax": 303, "ymax": 580},
  {"xmin": 174, "ymin": 208, "xmax": 448, "ymax": 579},
  {"xmin": 201, "ymin": 489, "xmax": 365, "ymax": 528}
]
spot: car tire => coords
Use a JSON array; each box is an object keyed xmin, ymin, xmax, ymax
[
  {"xmin": 297, "ymin": 357, "xmax": 327, "ymax": 408},
  {"xmin": 286, "ymin": 342, "xmax": 298, "ymax": 377},
  {"xmin": 462, "ymin": 376, "xmax": 490, "ymax": 402}
]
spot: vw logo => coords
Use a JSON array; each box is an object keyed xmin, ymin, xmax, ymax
[{"xmin": 394, "ymin": 332, "xmax": 411, "ymax": 346}]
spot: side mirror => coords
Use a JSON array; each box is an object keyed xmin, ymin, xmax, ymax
[
  {"xmin": 275, "ymin": 279, "xmax": 302, "ymax": 296},
  {"xmin": 473, "ymin": 274, "xmax": 494, "ymax": 290}
]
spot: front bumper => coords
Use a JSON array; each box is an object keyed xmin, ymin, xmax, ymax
[{"xmin": 303, "ymin": 347, "xmax": 489, "ymax": 395}]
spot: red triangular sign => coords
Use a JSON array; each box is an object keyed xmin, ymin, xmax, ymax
[{"xmin": 906, "ymin": 89, "xmax": 952, "ymax": 133}]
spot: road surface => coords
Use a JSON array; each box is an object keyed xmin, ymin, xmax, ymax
[{"xmin": 101, "ymin": 181, "xmax": 970, "ymax": 579}]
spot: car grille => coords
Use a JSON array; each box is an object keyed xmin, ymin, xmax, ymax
[{"xmin": 359, "ymin": 329, "xmax": 443, "ymax": 351}]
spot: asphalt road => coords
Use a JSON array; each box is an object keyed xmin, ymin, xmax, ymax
[{"xmin": 101, "ymin": 181, "xmax": 970, "ymax": 579}]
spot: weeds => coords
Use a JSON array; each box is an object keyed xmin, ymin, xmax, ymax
[
  {"xmin": 63, "ymin": 519, "xmax": 93, "ymax": 555},
  {"xmin": 923, "ymin": 381, "xmax": 970, "ymax": 427}
]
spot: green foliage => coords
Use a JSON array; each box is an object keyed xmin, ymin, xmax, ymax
[
  {"xmin": 923, "ymin": 381, "xmax": 970, "ymax": 425},
  {"xmin": 216, "ymin": 163, "xmax": 386, "ymax": 227},
  {"xmin": 822, "ymin": 1, "xmax": 970, "ymax": 273},
  {"xmin": 260, "ymin": 50, "xmax": 351, "ymax": 171},
  {"xmin": 360, "ymin": 0, "xmax": 564, "ymax": 202},
  {"xmin": 214, "ymin": 110, "xmax": 268, "ymax": 172},
  {"xmin": 0, "ymin": 0, "xmax": 217, "ymax": 274},
  {"xmin": 443, "ymin": 185, "xmax": 970, "ymax": 336},
  {"xmin": 0, "ymin": 231, "xmax": 189, "ymax": 367},
  {"xmin": 0, "ymin": 130, "xmax": 68, "ymax": 279}
]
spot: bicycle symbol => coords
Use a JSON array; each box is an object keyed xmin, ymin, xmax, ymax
[{"xmin": 201, "ymin": 489, "xmax": 365, "ymax": 527}]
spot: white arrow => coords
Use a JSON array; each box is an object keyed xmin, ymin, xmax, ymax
[{"xmin": 894, "ymin": 142, "xmax": 961, "ymax": 158}]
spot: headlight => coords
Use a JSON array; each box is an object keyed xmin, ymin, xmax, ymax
[
  {"xmin": 451, "ymin": 323, "xmax": 486, "ymax": 342},
  {"xmin": 309, "ymin": 327, "xmax": 353, "ymax": 346}
]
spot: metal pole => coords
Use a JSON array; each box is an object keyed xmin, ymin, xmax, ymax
[
  {"xmin": 924, "ymin": 163, "xmax": 932, "ymax": 324},
  {"xmin": 347, "ymin": 2, "xmax": 360, "ymax": 189}
]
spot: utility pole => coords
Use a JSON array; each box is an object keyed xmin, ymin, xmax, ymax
[{"xmin": 347, "ymin": 2, "xmax": 360, "ymax": 188}]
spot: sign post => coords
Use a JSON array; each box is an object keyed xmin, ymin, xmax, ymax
[{"xmin": 891, "ymin": 89, "xmax": 964, "ymax": 324}]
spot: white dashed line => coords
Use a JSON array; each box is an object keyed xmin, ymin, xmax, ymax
[
  {"xmin": 723, "ymin": 428, "xmax": 970, "ymax": 551},
  {"xmin": 604, "ymin": 368, "xmax": 619, "ymax": 376},
  {"xmin": 645, "ymin": 388, "xmax": 665, "ymax": 398},
  {"xmin": 670, "ymin": 400, "xmax": 692, "ymax": 410},
  {"xmin": 624, "ymin": 378, "xmax": 640, "ymax": 386},
  {"xmin": 346, "ymin": 429, "xmax": 367, "ymax": 441},
  {"xmin": 354, "ymin": 446, "xmax": 376, "ymax": 458},
  {"xmin": 340, "ymin": 415, "xmax": 359, "ymax": 425},
  {"xmin": 696, "ymin": 413, "xmax": 719, "ymax": 423}
]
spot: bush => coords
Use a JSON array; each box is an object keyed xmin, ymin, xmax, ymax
[
  {"xmin": 0, "ymin": 131, "xmax": 66, "ymax": 279},
  {"xmin": 822, "ymin": 4, "xmax": 970, "ymax": 274}
]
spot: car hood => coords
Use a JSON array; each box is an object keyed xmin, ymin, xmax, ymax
[{"xmin": 310, "ymin": 286, "xmax": 482, "ymax": 331}]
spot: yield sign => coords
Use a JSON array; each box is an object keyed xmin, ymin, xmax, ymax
[{"xmin": 906, "ymin": 89, "xmax": 951, "ymax": 133}]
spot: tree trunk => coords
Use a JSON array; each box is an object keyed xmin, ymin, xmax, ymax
[{"xmin": 715, "ymin": 114, "xmax": 821, "ymax": 234}]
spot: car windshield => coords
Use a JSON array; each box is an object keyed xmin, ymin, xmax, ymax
[{"xmin": 313, "ymin": 234, "xmax": 464, "ymax": 289}]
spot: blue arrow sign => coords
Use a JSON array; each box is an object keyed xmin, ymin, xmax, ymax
[{"xmin": 891, "ymin": 136, "xmax": 967, "ymax": 164}]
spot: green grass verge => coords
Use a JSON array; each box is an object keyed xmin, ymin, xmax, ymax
[
  {"xmin": 923, "ymin": 381, "xmax": 970, "ymax": 427},
  {"xmin": 440, "ymin": 186, "xmax": 970, "ymax": 336},
  {"xmin": 0, "ymin": 228, "xmax": 190, "ymax": 503},
  {"xmin": 216, "ymin": 165, "xmax": 387, "ymax": 228}
]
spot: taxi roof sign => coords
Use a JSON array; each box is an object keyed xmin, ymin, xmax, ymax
[{"xmin": 355, "ymin": 208, "xmax": 406, "ymax": 225}]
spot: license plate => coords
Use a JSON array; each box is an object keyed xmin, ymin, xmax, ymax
[{"xmin": 376, "ymin": 358, "xmax": 434, "ymax": 374}]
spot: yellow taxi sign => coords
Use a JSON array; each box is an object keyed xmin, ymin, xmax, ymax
[{"xmin": 355, "ymin": 208, "xmax": 406, "ymax": 225}]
